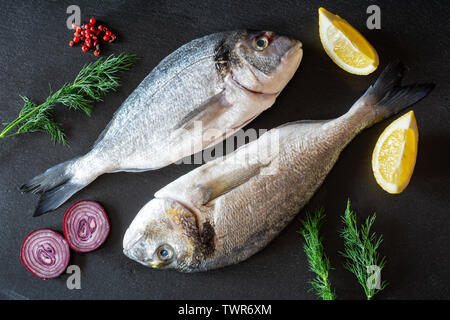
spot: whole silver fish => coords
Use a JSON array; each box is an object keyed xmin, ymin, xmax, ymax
[
  {"xmin": 123, "ymin": 63, "xmax": 433, "ymax": 272},
  {"xmin": 21, "ymin": 30, "xmax": 303, "ymax": 216}
]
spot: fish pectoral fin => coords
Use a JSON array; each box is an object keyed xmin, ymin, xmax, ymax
[
  {"xmin": 154, "ymin": 161, "xmax": 270, "ymax": 209},
  {"xmin": 155, "ymin": 137, "xmax": 276, "ymax": 209},
  {"xmin": 200, "ymin": 162, "xmax": 269, "ymax": 205},
  {"xmin": 177, "ymin": 91, "xmax": 231, "ymax": 132}
]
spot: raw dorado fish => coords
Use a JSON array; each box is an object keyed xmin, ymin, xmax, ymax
[
  {"xmin": 21, "ymin": 30, "xmax": 303, "ymax": 216},
  {"xmin": 123, "ymin": 63, "xmax": 433, "ymax": 272}
]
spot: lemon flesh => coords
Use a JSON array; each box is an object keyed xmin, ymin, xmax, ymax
[
  {"xmin": 319, "ymin": 7, "xmax": 379, "ymax": 75},
  {"xmin": 372, "ymin": 111, "xmax": 419, "ymax": 194}
]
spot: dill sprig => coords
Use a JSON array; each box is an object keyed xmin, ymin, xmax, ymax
[
  {"xmin": 300, "ymin": 208, "xmax": 335, "ymax": 300},
  {"xmin": 340, "ymin": 200, "xmax": 388, "ymax": 300},
  {"xmin": 0, "ymin": 53, "xmax": 136, "ymax": 145}
]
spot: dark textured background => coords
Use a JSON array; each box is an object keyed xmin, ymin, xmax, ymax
[{"xmin": 0, "ymin": 0, "xmax": 448, "ymax": 300}]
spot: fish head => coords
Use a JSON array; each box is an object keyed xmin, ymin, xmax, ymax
[
  {"xmin": 229, "ymin": 30, "xmax": 303, "ymax": 94},
  {"xmin": 123, "ymin": 198, "xmax": 203, "ymax": 272}
]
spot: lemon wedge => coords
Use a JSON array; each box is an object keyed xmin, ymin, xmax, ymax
[
  {"xmin": 372, "ymin": 111, "xmax": 419, "ymax": 194},
  {"xmin": 319, "ymin": 7, "xmax": 379, "ymax": 75}
]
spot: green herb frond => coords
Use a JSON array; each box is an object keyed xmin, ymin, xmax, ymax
[
  {"xmin": 340, "ymin": 200, "xmax": 388, "ymax": 300},
  {"xmin": 13, "ymin": 96, "xmax": 67, "ymax": 145},
  {"xmin": 0, "ymin": 53, "xmax": 136, "ymax": 145},
  {"xmin": 300, "ymin": 207, "xmax": 335, "ymax": 300}
]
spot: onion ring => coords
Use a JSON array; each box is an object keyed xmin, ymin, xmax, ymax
[
  {"xmin": 20, "ymin": 229, "xmax": 70, "ymax": 279},
  {"xmin": 63, "ymin": 200, "xmax": 110, "ymax": 253}
]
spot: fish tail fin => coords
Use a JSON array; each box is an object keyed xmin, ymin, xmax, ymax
[
  {"xmin": 354, "ymin": 61, "xmax": 434, "ymax": 127},
  {"xmin": 20, "ymin": 156, "xmax": 91, "ymax": 216}
]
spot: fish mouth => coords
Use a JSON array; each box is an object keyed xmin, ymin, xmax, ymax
[
  {"xmin": 123, "ymin": 232, "xmax": 150, "ymax": 263},
  {"xmin": 123, "ymin": 229, "xmax": 155, "ymax": 267},
  {"xmin": 282, "ymin": 40, "xmax": 303, "ymax": 62},
  {"xmin": 279, "ymin": 40, "xmax": 303, "ymax": 71},
  {"xmin": 123, "ymin": 237, "xmax": 159, "ymax": 268}
]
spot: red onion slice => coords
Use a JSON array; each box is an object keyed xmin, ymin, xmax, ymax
[
  {"xmin": 20, "ymin": 229, "xmax": 70, "ymax": 279},
  {"xmin": 63, "ymin": 200, "xmax": 110, "ymax": 253}
]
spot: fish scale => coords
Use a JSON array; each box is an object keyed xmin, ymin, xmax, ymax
[
  {"xmin": 123, "ymin": 62, "xmax": 434, "ymax": 271},
  {"xmin": 21, "ymin": 30, "xmax": 303, "ymax": 216}
]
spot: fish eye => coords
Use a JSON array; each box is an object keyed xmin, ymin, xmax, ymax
[
  {"xmin": 156, "ymin": 244, "xmax": 174, "ymax": 261},
  {"xmin": 254, "ymin": 36, "xmax": 269, "ymax": 51}
]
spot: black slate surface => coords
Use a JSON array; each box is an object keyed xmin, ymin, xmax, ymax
[{"xmin": 0, "ymin": 0, "xmax": 448, "ymax": 300}]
